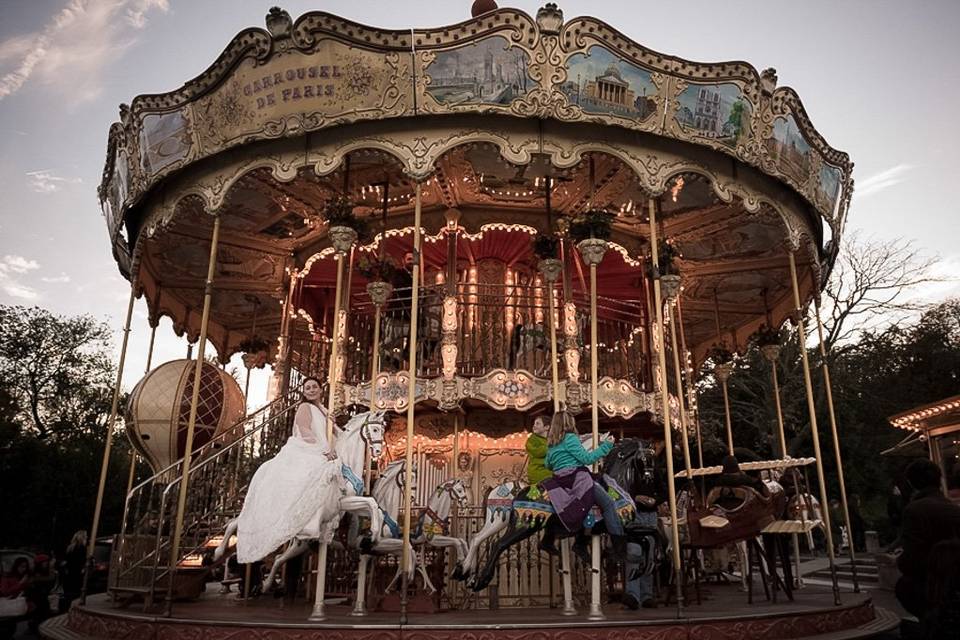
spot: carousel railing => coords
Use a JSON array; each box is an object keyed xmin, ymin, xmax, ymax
[
  {"xmin": 292, "ymin": 283, "xmax": 652, "ymax": 392},
  {"xmin": 110, "ymin": 384, "xmax": 303, "ymax": 603}
]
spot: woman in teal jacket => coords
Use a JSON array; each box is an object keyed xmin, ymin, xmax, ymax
[{"xmin": 544, "ymin": 411, "xmax": 626, "ymax": 557}]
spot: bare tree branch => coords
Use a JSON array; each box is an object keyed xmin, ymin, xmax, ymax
[{"xmin": 821, "ymin": 232, "xmax": 945, "ymax": 351}]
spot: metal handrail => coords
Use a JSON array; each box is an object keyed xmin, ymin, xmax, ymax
[{"xmin": 112, "ymin": 384, "xmax": 304, "ymax": 600}]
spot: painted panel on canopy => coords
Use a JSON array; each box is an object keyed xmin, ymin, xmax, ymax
[
  {"xmin": 105, "ymin": 149, "xmax": 129, "ymax": 239},
  {"xmin": 192, "ymin": 39, "xmax": 411, "ymax": 152},
  {"xmin": 675, "ymin": 82, "xmax": 752, "ymax": 149},
  {"xmin": 425, "ymin": 35, "xmax": 534, "ymax": 106},
  {"xmin": 817, "ymin": 163, "xmax": 842, "ymax": 217},
  {"xmin": 562, "ymin": 45, "xmax": 657, "ymax": 122},
  {"xmin": 766, "ymin": 114, "xmax": 812, "ymax": 185},
  {"xmin": 139, "ymin": 109, "xmax": 192, "ymax": 176}
]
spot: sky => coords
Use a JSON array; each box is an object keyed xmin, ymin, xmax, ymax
[{"xmin": 1, "ymin": 0, "xmax": 959, "ymax": 408}]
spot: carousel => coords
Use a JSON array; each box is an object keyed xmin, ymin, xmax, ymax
[{"xmin": 46, "ymin": 3, "xmax": 900, "ymax": 639}]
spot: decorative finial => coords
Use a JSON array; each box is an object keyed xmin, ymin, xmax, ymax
[
  {"xmin": 265, "ymin": 7, "xmax": 293, "ymax": 38},
  {"xmin": 471, "ymin": 0, "xmax": 498, "ymax": 18},
  {"xmin": 760, "ymin": 67, "xmax": 778, "ymax": 95},
  {"xmin": 536, "ymin": 3, "xmax": 564, "ymax": 34}
]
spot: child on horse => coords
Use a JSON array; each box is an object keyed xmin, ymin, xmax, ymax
[
  {"xmin": 543, "ymin": 410, "xmax": 627, "ymax": 560},
  {"xmin": 526, "ymin": 415, "xmax": 559, "ymax": 555}
]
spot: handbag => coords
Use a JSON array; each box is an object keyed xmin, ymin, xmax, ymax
[{"xmin": 0, "ymin": 595, "xmax": 28, "ymax": 617}]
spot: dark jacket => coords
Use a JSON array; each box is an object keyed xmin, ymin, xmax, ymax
[{"xmin": 897, "ymin": 487, "xmax": 960, "ymax": 579}]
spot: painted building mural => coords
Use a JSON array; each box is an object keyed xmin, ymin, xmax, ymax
[
  {"xmin": 766, "ymin": 114, "xmax": 812, "ymax": 184},
  {"xmin": 818, "ymin": 163, "xmax": 842, "ymax": 212},
  {"xmin": 426, "ymin": 35, "xmax": 533, "ymax": 106},
  {"xmin": 562, "ymin": 46, "xmax": 657, "ymax": 121},
  {"xmin": 676, "ymin": 82, "xmax": 751, "ymax": 148}
]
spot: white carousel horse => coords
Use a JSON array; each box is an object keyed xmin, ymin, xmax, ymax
[
  {"xmin": 455, "ymin": 433, "xmax": 613, "ymax": 586},
  {"xmin": 351, "ymin": 475, "xmax": 468, "ymax": 614},
  {"xmin": 350, "ymin": 459, "xmax": 418, "ymax": 608},
  {"xmin": 214, "ymin": 409, "xmax": 388, "ymax": 589},
  {"xmin": 410, "ymin": 478, "xmax": 470, "ymax": 583}
]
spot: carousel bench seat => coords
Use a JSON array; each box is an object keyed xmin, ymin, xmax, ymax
[{"xmin": 761, "ymin": 518, "xmax": 823, "ymax": 534}]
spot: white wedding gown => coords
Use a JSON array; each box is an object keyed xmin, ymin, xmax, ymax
[{"xmin": 236, "ymin": 403, "xmax": 342, "ymax": 563}]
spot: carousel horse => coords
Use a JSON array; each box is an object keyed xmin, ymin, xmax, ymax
[
  {"xmin": 347, "ymin": 460, "xmax": 417, "ymax": 609},
  {"xmin": 508, "ymin": 322, "xmax": 548, "ymax": 369},
  {"xmin": 351, "ymin": 476, "xmax": 469, "ymax": 612},
  {"xmin": 453, "ymin": 433, "xmax": 617, "ymax": 584},
  {"xmin": 469, "ymin": 438, "xmax": 662, "ymax": 592},
  {"xmin": 379, "ymin": 289, "xmax": 444, "ymax": 370},
  {"xmin": 213, "ymin": 409, "xmax": 388, "ymax": 590}
]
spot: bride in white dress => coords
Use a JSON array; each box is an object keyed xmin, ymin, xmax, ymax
[{"xmin": 236, "ymin": 377, "xmax": 342, "ymax": 563}]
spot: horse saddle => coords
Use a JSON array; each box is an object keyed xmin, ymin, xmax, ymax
[{"xmin": 687, "ymin": 484, "xmax": 785, "ymax": 548}]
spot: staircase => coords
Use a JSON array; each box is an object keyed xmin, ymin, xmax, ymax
[
  {"xmin": 110, "ymin": 386, "xmax": 303, "ymax": 608},
  {"xmin": 807, "ymin": 555, "xmax": 880, "ymax": 587}
]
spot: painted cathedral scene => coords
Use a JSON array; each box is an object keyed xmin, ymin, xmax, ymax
[
  {"xmin": 766, "ymin": 114, "xmax": 813, "ymax": 184},
  {"xmin": 675, "ymin": 82, "xmax": 752, "ymax": 148}
]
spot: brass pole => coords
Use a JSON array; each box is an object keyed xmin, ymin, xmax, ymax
[
  {"xmin": 544, "ymin": 176, "xmax": 561, "ymax": 413},
  {"xmin": 370, "ymin": 303, "xmax": 382, "ymax": 400},
  {"xmin": 648, "ymin": 198, "xmax": 684, "ymax": 612},
  {"xmin": 311, "ymin": 238, "xmax": 349, "ymax": 621},
  {"xmin": 547, "ymin": 283, "xmax": 561, "ymax": 413},
  {"xmin": 82, "ymin": 278, "xmax": 137, "ymax": 604},
  {"xmin": 712, "ymin": 291, "xmax": 735, "ymax": 455},
  {"xmin": 814, "ymin": 297, "xmax": 860, "ymax": 592},
  {"xmin": 668, "ymin": 302, "xmax": 694, "ymax": 480},
  {"xmin": 771, "ymin": 358, "xmax": 788, "ymax": 458},
  {"xmin": 166, "ymin": 214, "xmax": 222, "ymax": 614},
  {"xmin": 676, "ymin": 298, "xmax": 704, "ymax": 470},
  {"xmin": 401, "ymin": 181, "xmax": 424, "ymax": 624},
  {"xmin": 145, "ymin": 323, "xmax": 157, "ymax": 372},
  {"xmin": 788, "ymin": 250, "xmax": 841, "ymax": 605},
  {"xmin": 588, "ymin": 252, "xmax": 603, "ymax": 620},
  {"xmin": 720, "ymin": 378, "xmax": 734, "ymax": 455}
]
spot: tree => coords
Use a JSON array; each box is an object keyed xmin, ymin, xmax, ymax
[
  {"xmin": 0, "ymin": 305, "xmax": 131, "ymax": 551},
  {"xmin": 0, "ymin": 306, "xmax": 114, "ymax": 440},
  {"xmin": 693, "ymin": 232, "xmax": 955, "ymax": 541},
  {"xmin": 820, "ymin": 232, "xmax": 943, "ymax": 353}
]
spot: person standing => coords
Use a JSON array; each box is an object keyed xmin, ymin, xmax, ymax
[
  {"xmin": 61, "ymin": 530, "xmax": 87, "ymax": 611},
  {"xmin": 895, "ymin": 459, "xmax": 960, "ymax": 618},
  {"xmin": 623, "ymin": 501, "xmax": 659, "ymax": 609}
]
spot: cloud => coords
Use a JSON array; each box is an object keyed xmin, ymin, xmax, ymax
[
  {"xmin": 0, "ymin": 255, "xmax": 40, "ymax": 275},
  {"xmin": 907, "ymin": 254, "xmax": 960, "ymax": 304},
  {"xmin": 26, "ymin": 169, "xmax": 83, "ymax": 193},
  {"xmin": 854, "ymin": 164, "xmax": 914, "ymax": 199},
  {"xmin": 0, "ymin": 0, "xmax": 170, "ymax": 103},
  {"xmin": 0, "ymin": 254, "xmax": 41, "ymax": 300},
  {"xmin": 41, "ymin": 273, "xmax": 71, "ymax": 284}
]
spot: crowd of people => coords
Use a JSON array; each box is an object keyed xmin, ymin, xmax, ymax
[{"xmin": 0, "ymin": 530, "xmax": 88, "ymax": 635}]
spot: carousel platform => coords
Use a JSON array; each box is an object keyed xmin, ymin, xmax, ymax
[{"xmin": 42, "ymin": 584, "xmax": 898, "ymax": 640}]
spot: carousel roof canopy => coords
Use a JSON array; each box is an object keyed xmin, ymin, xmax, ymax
[{"xmin": 98, "ymin": 4, "xmax": 853, "ymax": 362}]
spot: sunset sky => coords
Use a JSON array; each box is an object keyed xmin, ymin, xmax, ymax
[{"xmin": 1, "ymin": 0, "xmax": 958, "ymax": 408}]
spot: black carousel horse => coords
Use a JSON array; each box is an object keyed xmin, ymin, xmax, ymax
[{"xmin": 470, "ymin": 438, "xmax": 665, "ymax": 592}]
